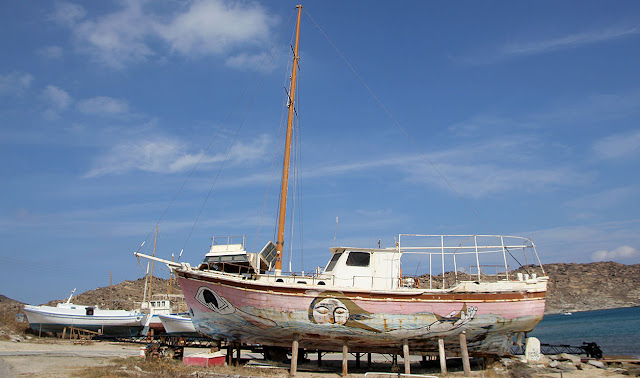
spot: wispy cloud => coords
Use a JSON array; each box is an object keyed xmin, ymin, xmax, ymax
[
  {"xmin": 42, "ymin": 85, "xmax": 72, "ymax": 120},
  {"xmin": 461, "ymin": 25, "xmax": 640, "ymax": 65},
  {"xmin": 53, "ymin": 0, "xmax": 278, "ymax": 70},
  {"xmin": 84, "ymin": 134, "xmax": 271, "ymax": 178},
  {"xmin": 502, "ymin": 26, "xmax": 639, "ymax": 57},
  {"xmin": 565, "ymin": 185, "xmax": 637, "ymax": 212},
  {"xmin": 592, "ymin": 129, "xmax": 640, "ymax": 160},
  {"xmin": 77, "ymin": 96, "xmax": 129, "ymax": 116},
  {"xmin": 0, "ymin": 71, "xmax": 34, "ymax": 96}
]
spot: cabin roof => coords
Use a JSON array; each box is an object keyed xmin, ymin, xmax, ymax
[{"xmin": 329, "ymin": 247, "xmax": 400, "ymax": 255}]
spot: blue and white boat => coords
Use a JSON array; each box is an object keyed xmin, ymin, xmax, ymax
[{"xmin": 23, "ymin": 289, "xmax": 147, "ymax": 337}]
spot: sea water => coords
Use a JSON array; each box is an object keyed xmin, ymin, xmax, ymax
[{"xmin": 528, "ymin": 306, "xmax": 640, "ymax": 358}]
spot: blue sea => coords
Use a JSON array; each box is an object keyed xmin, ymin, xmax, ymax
[{"xmin": 528, "ymin": 306, "xmax": 640, "ymax": 358}]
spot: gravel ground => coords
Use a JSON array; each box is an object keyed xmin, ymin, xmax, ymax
[{"xmin": 0, "ymin": 339, "xmax": 633, "ymax": 377}]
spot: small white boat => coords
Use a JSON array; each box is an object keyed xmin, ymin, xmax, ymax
[
  {"xmin": 158, "ymin": 313, "xmax": 199, "ymax": 337},
  {"xmin": 23, "ymin": 289, "xmax": 147, "ymax": 336}
]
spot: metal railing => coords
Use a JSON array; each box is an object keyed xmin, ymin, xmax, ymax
[{"xmin": 398, "ymin": 234, "xmax": 544, "ymax": 290}]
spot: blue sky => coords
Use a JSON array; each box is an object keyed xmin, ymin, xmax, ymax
[{"xmin": 1, "ymin": 1, "xmax": 639, "ymax": 305}]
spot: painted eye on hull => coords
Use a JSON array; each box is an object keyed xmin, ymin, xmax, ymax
[{"xmin": 195, "ymin": 287, "xmax": 234, "ymax": 314}]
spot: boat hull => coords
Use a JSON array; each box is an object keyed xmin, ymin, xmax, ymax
[
  {"xmin": 158, "ymin": 314, "xmax": 199, "ymax": 337},
  {"xmin": 23, "ymin": 305, "xmax": 146, "ymax": 337},
  {"xmin": 176, "ymin": 270, "xmax": 546, "ymax": 354}
]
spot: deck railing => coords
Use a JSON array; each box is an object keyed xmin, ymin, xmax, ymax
[{"xmin": 398, "ymin": 234, "xmax": 544, "ymax": 289}]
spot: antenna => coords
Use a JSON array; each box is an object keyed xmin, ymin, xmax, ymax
[{"xmin": 333, "ymin": 216, "xmax": 339, "ymax": 247}]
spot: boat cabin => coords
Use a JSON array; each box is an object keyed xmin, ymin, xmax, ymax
[{"xmin": 319, "ymin": 247, "xmax": 402, "ymax": 290}]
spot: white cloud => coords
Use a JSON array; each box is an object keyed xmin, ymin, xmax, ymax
[
  {"xmin": 72, "ymin": 1, "xmax": 154, "ymax": 68},
  {"xmin": 77, "ymin": 96, "xmax": 129, "ymax": 116},
  {"xmin": 158, "ymin": 0, "xmax": 274, "ymax": 56},
  {"xmin": 593, "ymin": 129, "xmax": 640, "ymax": 160},
  {"xmin": 0, "ymin": 71, "xmax": 34, "ymax": 96},
  {"xmin": 591, "ymin": 245, "xmax": 639, "ymax": 262},
  {"xmin": 85, "ymin": 134, "xmax": 270, "ymax": 177},
  {"xmin": 55, "ymin": 0, "xmax": 277, "ymax": 69}
]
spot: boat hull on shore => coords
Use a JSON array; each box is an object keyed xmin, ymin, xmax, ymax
[
  {"xmin": 23, "ymin": 304, "xmax": 146, "ymax": 337},
  {"xmin": 158, "ymin": 313, "xmax": 199, "ymax": 337},
  {"xmin": 176, "ymin": 271, "xmax": 546, "ymax": 354}
]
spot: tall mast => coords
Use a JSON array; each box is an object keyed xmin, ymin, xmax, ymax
[{"xmin": 275, "ymin": 4, "xmax": 302, "ymax": 274}]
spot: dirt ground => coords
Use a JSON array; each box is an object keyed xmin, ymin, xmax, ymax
[{"xmin": 0, "ymin": 338, "xmax": 634, "ymax": 377}]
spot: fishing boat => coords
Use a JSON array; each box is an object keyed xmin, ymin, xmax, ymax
[
  {"xmin": 158, "ymin": 313, "xmax": 199, "ymax": 337},
  {"xmin": 135, "ymin": 5, "xmax": 548, "ymax": 356},
  {"xmin": 23, "ymin": 289, "xmax": 147, "ymax": 337}
]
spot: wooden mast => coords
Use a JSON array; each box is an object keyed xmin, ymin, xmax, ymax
[{"xmin": 275, "ymin": 4, "xmax": 302, "ymax": 274}]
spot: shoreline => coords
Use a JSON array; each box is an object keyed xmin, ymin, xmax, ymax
[{"xmin": 544, "ymin": 304, "xmax": 640, "ymax": 315}]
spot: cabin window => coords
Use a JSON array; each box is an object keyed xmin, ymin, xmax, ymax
[
  {"xmin": 346, "ymin": 251, "xmax": 370, "ymax": 267},
  {"xmin": 86, "ymin": 308, "xmax": 94, "ymax": 316},
  {"xmin": 325, "ymin": 252, "xmax": 343, "ymax": 272}
]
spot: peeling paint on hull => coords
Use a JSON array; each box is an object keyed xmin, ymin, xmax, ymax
[{"xmin": 176, "ymin": 271, "xmax": 546, "ymax": 354}]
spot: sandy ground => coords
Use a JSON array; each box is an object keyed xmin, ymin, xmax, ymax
[{"xmin": 0, "ymin": 338, "xmax": 634, "ymax": 377}]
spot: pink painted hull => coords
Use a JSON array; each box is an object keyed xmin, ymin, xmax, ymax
[{"xmin": 176, "ymin": 272, "xmax": 546, "ymax": 354}]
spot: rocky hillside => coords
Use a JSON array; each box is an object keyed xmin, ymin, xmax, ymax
[
  {"xmin": 43, "ymin": 276, "xmax": 179, "ymax": 311},
  {"xmin": 538, "ymin": 262, "xmax": 640, "ymax": 314}
]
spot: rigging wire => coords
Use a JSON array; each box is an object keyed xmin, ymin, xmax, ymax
[
  {"xmin": 303, "ymin": 8, "xmax": 493, "ymax": 235},
  {"xmin": 181, "ymin": 46, "xmax": 284, "ymax": 256},
  {"xmin": 136, "ymin": 6, "xmax": 293, "ymax": 261}
]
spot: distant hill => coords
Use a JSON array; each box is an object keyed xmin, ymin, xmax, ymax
[
  {"xmin": 539, "ymin": 262, "xmax": 640, "ymax": 314},
  {"xmin": 42, "ymin": 276, "xmax": 180, "ymax": 311}
]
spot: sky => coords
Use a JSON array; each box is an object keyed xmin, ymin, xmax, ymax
[{"xmin": 1, "ymin": 0, "xmax": 639, "ymax": 305}]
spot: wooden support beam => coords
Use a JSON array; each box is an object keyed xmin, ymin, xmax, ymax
[
  {"xmin": 290, "ymin": 334, "xmax": 300, "ymax": 376},
  {"xmin": 367, "ymin": 353, "xmax": 372, "ymax": 368},
  {"xmin": 403, "ymin": 339, "xmax": 411, "ymax": 374},
  {"xmin": 460, "ymin": 331, "xmax": 471, "ymax": 376},
  {"xmin": 355, "ymin": 352, "xmax": 361, "ymax": 368},
  {"xmin": 342, "ymin": 342, "xmax": 349, "ymax": 377},
  {"xmin": 317, "ymin": 350, "xmax": 322, "ymax": 366},
  {"xmin": 438, "ymin": 337, "xmax": 447, "ymax": 374},
  {"xmin": 235, "ymin": 343, "xmax": 241, "ymax": 366},
  {"xmin": 225, "ymin": 341, "xmax": 233, "ymax": 365}
]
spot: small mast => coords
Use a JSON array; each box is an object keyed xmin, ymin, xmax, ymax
[{"xmin": 275, "ymin": 4, "xmax": 302, "ymax": 274}]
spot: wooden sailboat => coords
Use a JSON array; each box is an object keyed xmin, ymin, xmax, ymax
[{"xmin": 135, "ymin": 4, "xmax": 548, "ymax": 355}]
